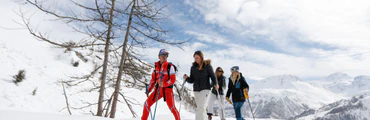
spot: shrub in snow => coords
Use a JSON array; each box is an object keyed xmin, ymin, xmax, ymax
[
  {"xmin": 13, "ymin": 70, "xmax": 26, "ymax": 85},
  {"xmin": 32, "ymin": 87, "xmax": 37, "ymax": 96},
  {"xmin": 64, "ymin": 41, "xmax": 77, "ymax": 52},
  {"xmin": 72, "ymin": 61, "xmax": 79, "ymax": 67}
]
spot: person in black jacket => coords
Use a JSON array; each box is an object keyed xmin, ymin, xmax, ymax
[
  {"xmin": 226, "ymin": 66, "xmax": 249, "ymax": 120},
  {"xmin": 207, "ymin": 67, "xmax": 226, "ymax": 120},
  {"xmin": 183, "ymin": 50, "xmax": 219, "ymax": 120}
]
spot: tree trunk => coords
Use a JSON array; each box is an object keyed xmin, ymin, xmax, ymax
[
  {"xmin": 97, "ymin": 0, "xmax": 116, "ymax": 116},
  {"xmin": 109, "ymin": 0, "xmax": 136, "ymax": 118}
]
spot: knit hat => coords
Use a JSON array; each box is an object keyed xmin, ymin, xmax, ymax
[{"xmin": 230, "ymin": 66, "xmax": 239, "ymax": 72}]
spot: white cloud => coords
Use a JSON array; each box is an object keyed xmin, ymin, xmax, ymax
[
  {"xmin": 177, "ymin": 0, "xmax": 370, "ymax": 79},
  {"xmin": 185, "ymin": 31, "xmax": 228, "ymax": 44},
  {"xmin": 186, "ymin": 0, "xmax": 370, "ymax": 49},
  {"xmin": 142, "ymin": 39, "xmax": 370, "ymax": 80},
  {"xmin": 3, "ymin": 0, "xmax": 370, "ymax": 81}
]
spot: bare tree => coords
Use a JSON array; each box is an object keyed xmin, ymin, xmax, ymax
[
  {"xmin": 109, "ymin": 0, "xmax": 190, "ymax": 117},
  {"xmin": 18, "ymin": 0, "xmax": 188, "ymax": 118},
  {"xmin": 96, "ymin": 0, "xmax": 116, "ymax": 116},
  {"xmin": 109, "ymin": 0, "xmax": 135, "ymax": 117},
  {"xmin": 61, "ymin": 81, "xmax": 73, "ymax": 115}
]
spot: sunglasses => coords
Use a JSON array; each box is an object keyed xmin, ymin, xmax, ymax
[
  {"xmin": 218, "ymin": 70, "xmax": 224, "ymax": 73},
  {"xmin": 230, "ymin": 68, "xmax": 238, "ymax": 72}
]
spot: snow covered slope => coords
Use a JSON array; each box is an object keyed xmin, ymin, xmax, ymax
[
  {"xmin": 347, "ymin": 76, "xmax": 370, "ymax": 96},
  {"xmin": 0, "ymin": 110, "xmax": 111, "ymax": 120},
  {"xmin": 0, "ymin": 32, "xmax": 241, "ymax": 120},
  {"xmin": 310, "ymin": 73, "xmax": 370, "ymax": 97},
  {"xmin": 0, "ymin": 110, "xmax": 279, "ymax": 120},
  {"xmin": 0, "ymin": 36, "xmax": 97, "ymax": 114},
  {"xmin": 294, "ymin": 93, "xmax": 370, "ymax": 120},
  {"xmin": 309, "ymin": 72, "xmax": 353, "ymax": 95},
  {"xmin": 325, "ymin": 72, "xmax": 352, "ymax": 83},
  {"xmin": 246, "ymin": 75, "xmax": 343, "ymax": 119}
]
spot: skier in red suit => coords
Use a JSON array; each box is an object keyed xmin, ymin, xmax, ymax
[{"xmin": 141, "ymin": 49, "xmax": 180, "ymax": 120}]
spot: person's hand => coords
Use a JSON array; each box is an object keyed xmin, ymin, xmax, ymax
[
  {"xmin": 244, "ymin": 89, "xmax": 249, "ymax": 93},
  {"xmin": 243, "ymin": 89, "xmax": 249, "ymax": 99},
  {"xmin": 145, "ymin": 88, "xmax": 149, "ymax": 97},
  {"xmin": 214, "ymin": 84, "xmax": 219, "ymax": 90},
  {"xmin": 226, "ymin": 97, "xmax": 232, "ymax": 105},
  {"xmin": 159, "ymin": 81, "xmax": 164, "ymax": 87},
  {"xmin": 183, "ymin": 74, "xmax": 188, "ymax": 79}
]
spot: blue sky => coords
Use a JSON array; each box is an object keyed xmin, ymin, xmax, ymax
[{"xmin": 2, "ymin": 0, "xmax": 370, "ymax": 81}]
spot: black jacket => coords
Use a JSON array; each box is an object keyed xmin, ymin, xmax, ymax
[
  {"xmin": 211, "ymin": 75, "xmax": 226, "ymax": 95},
  {"xmin": 186, "ymin": 60, "xmax": 218, "ymax": 92},
  {"xmin": 226, "ymin": 73, "xmax": 249, "ymax": 102}
]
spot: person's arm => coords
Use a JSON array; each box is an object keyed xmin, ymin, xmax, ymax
[
  {"xmin": 226, "ymin": 79, "xmax": 232, "ymax": 98},
  {"xmin": 241, "ymin": 76, "xmax": 250, "ymax": 99},
  {"xmin": 222, "ymin": 76, "xmax": 226, "ymax": 89},
  {"xmin": 185, "ymin": 67, "xmax": 194, "ymax": 83},
  {"xmin": 207, "ymin": 65, "xmax": 218, "ymax": 86},
  {"xmin": 226, "ymin": 79, "xmax": 233, "ymax": 104},
  {"xmin": 163, "ymin": 65, "xmax": 176, "ymax": 87},
  {"xmin": 147, "ymin": 71, "xmax": 156, "ymax": 93},
  {"xmin": 241, "ymin": 76, "xmax": 249, "ymax": 90}
]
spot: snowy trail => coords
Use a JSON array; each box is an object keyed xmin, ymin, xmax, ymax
[{"xmin": 1, "ymin": 110, "xmax": 276, "ymax": 120}]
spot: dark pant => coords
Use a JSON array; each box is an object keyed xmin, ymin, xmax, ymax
[{"xmin": 233, "ymin": 102, "xmax": 244, "ymax": 120}]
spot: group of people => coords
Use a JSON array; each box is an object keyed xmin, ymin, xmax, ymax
[{"xmin": 141, "ymin": 49, "xmax": 250, "ymax": 120}]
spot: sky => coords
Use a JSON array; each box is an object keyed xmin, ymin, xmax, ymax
[{"xmin": 1, "ymin": 0, "xmax": 370, "ymax": 81}]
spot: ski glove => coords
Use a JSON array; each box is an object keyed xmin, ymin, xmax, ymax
[
  {"xmin": 243, "ymin": 89, "xmax": 249, "ymax": 99},
  {"xmin": 226, "ymin": 97, "xmax": 232, "ymax": 105},
  {"xmin": 145, "ymin": 85, "xmax": 149, "ymax": 97}
]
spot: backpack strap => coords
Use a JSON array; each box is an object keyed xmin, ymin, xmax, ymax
[
  {"xmin": 167, "ymin": 62, "xmax": 178, "ymax": 76},
  {"xmin": 163, "ymin": 62, "xmax": 177, "ymax": 101},
  {"xmin": 165, "ymin": 62, "xmax": 177, "ymax": 87},
  {"xmin": 152, "ymin": 64, "xmax": 158, "ymax": 101}
]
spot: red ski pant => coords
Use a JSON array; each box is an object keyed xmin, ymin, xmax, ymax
[{"xmin": 141, "ymin": 87, "xmax": 180, "ymax": 120}]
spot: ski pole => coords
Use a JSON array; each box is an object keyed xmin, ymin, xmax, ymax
[
  {"xmin": 153, "ymin": 72, "xmax": 165, "ymax": 120},
  {"xmin": 246, "ymin": 98, "xmax": 255, "ymax": 120},
  {"xmin": 145, "ymin": 84, "xmax": 154, "ymax": 120},
  {"xmin": 216, "ymin": 90, "xmax": 226, "ymax": 120},
  {"xmin": 151, "ymin": 86, "xmax": 161, "ymax": 120},
  {"xmin": 178, "ymin": 79, "xmax": 187, "ymax": 113}
]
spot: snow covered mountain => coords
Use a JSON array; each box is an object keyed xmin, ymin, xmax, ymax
[
  {"xmin": 325, "ymin": 72, "xmax": 352, "ymax": 83},
  {"xmin": 309, "ymin": 72, "xmax": 352, "ymax": 95},
  {"xmin": 294, "ymin": 93, "xmax": 370, "ymax": 120},
  {"xmin": 351, "ymin": 76, "xmax": 370, "ymax": 91},
  {"xmin": 324, "ymin": 72, "xmax": 354, "ymax": 96},
  {"xmin": 310, "ymin": 72, "xmax": 370, "ymax": 97},
  {"xmin": 243, "ymin": 75, "xmax": 343, "ymax": 119}
]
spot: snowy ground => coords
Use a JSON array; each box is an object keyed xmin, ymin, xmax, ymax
[
  {"xmin": 0, "ymin": 35, "xmax": 259, "ymax": 120},
  {"xmin": 0, "ymin": 110, "xmax": 110, "ymax": 120},
  {"xmin": 0, "ymin": 110, "xmax": 277, "ymax": 120},
  {"xmin": 0, "ymin": 27, "xmax": 262, "ymax": 120}
]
